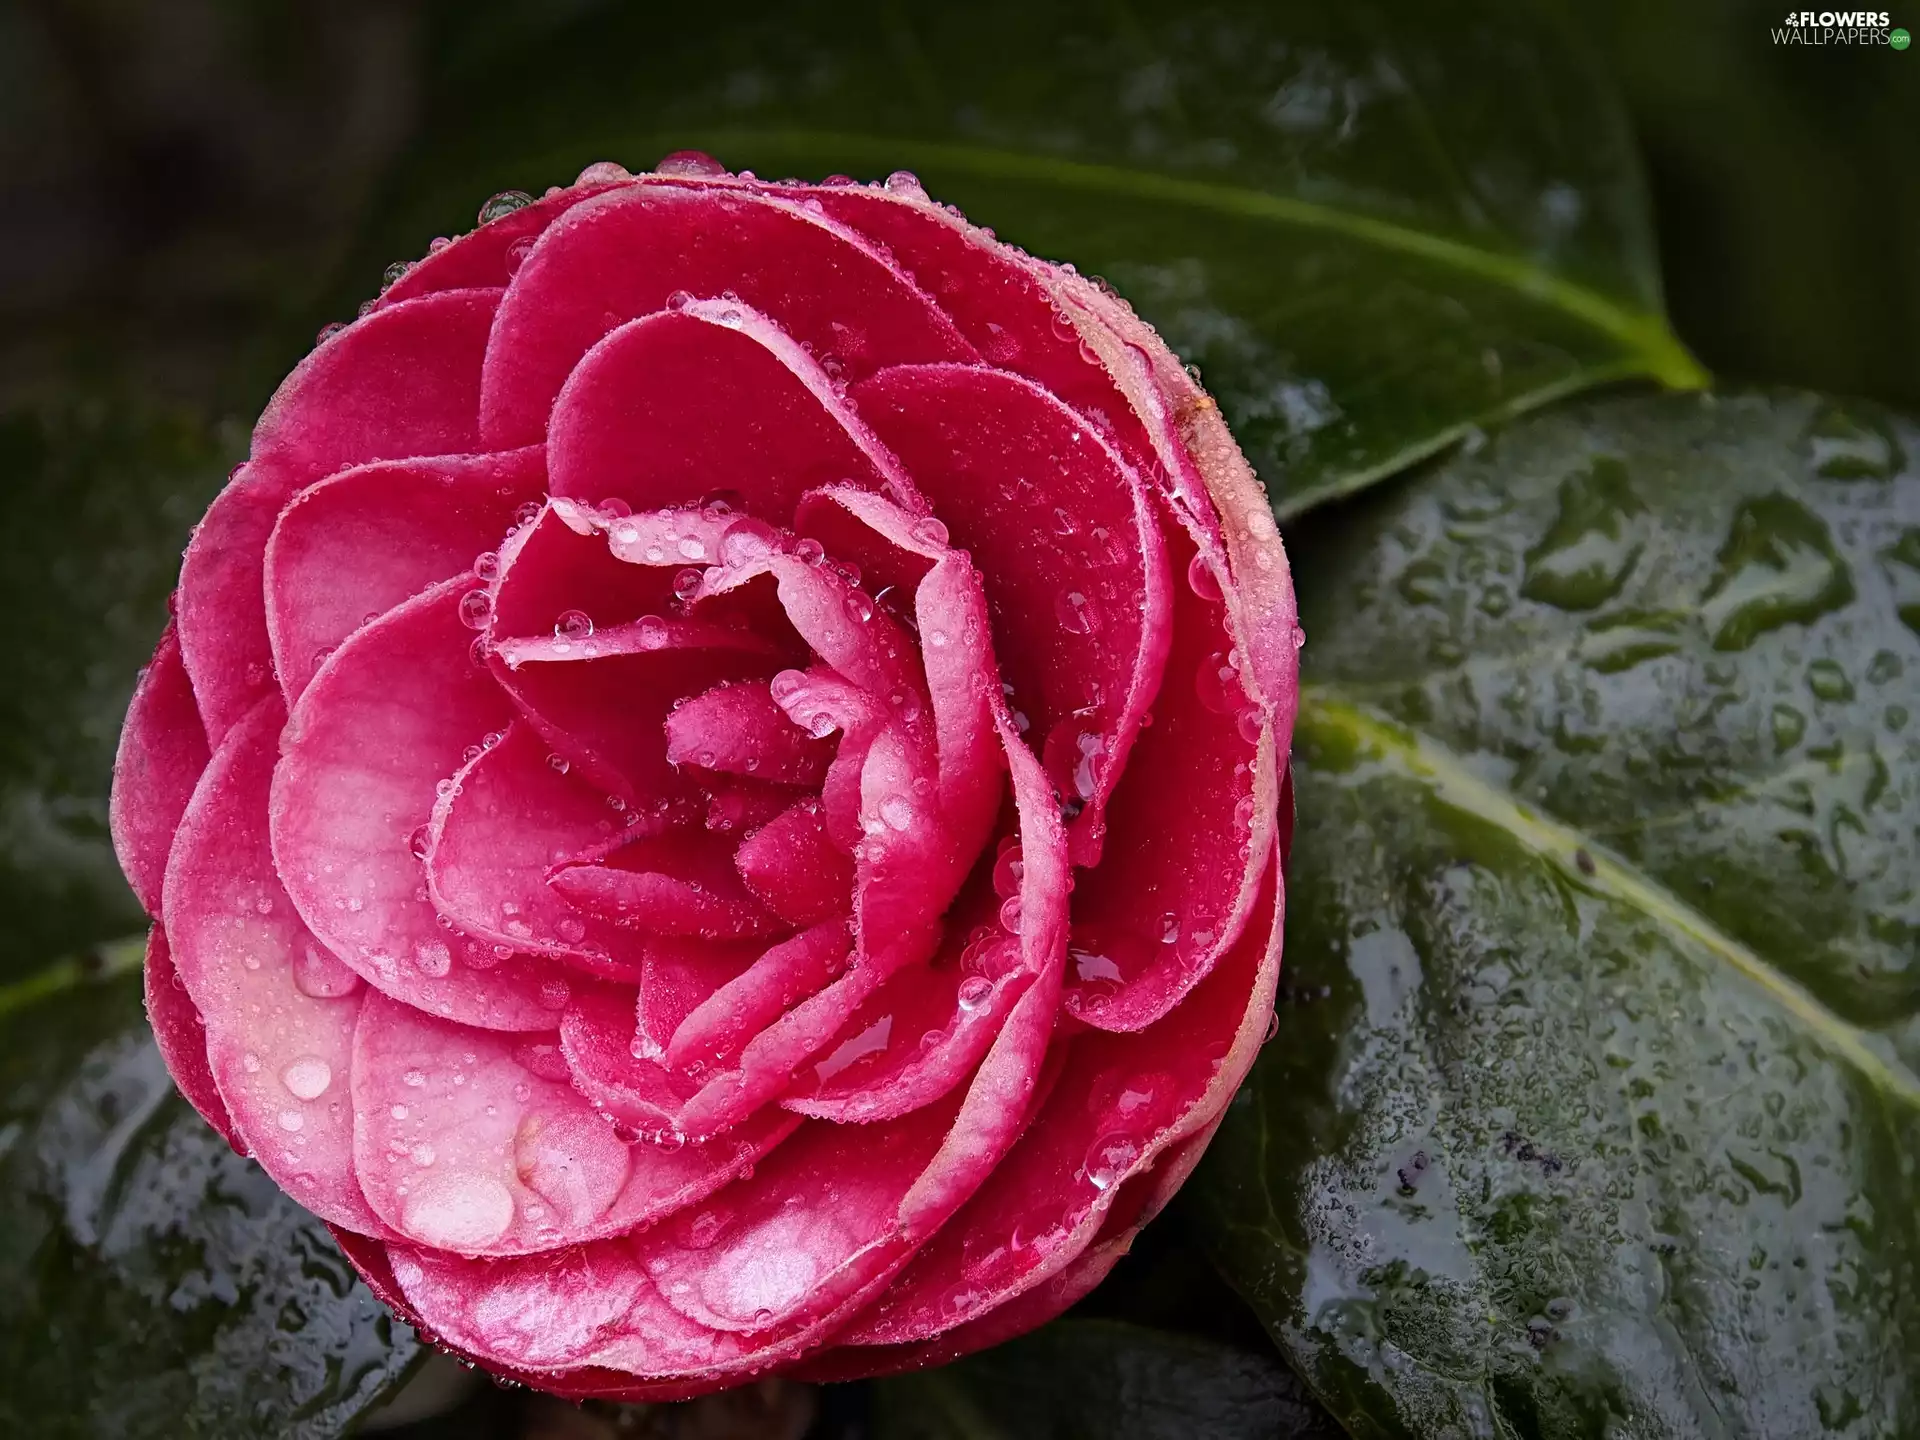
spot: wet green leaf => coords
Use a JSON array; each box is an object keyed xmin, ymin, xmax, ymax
[
  {"xmin": 0, "ymin": 398, "xmax": 237, "ymax": 984},
  {"xmin": 1193, "ymin": 391, "xmax": 1920, "ymax": 1437},
  {"xmin": 870, "ymin": 1320, "xmax": 1342, "ymax": 1440},
  {"xmin": 0, "ymin": 949, "xmax": 420, "ymax": 1437},
  {"xmin": 361, "ymin": 0, "xmax": 1701, "ymax": 517}
]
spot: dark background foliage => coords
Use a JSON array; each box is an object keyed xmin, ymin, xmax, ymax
[{"xmin": 1, "ymin": 1, "xmax": 1915, "ymax": 1435}]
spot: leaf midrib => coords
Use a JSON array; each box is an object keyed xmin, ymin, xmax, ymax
[
  {"xmin": 1298, "ymin": 685, "xmax": 1920, "ymax": 1111},
  {"xmin": 540, "ymin": 128, "xmax": 1709, "ymax": 390}
]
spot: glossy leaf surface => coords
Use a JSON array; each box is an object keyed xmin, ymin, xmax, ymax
[
  {"xmin": 359, "ymin": 0, "xmax": 1702, "ymax": 517},
  {"xmin": 1194, "ymin": 391, "xmax": 1920, "ymax": 1436},
  {"xmin": 0, "ymin": 949, "xmax": 420, "ymax": 1437}
]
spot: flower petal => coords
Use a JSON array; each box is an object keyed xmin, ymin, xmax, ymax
[
  {"xmin": 850, "ymin": 363, "xmax": 1172, "ymax": 864},
  {"xmin": 265, "ymin": 448, "xmax": 544, "ymax": 703},
  {"xmin": 352, "ymin": 992, "xmax": 791, "ymax": 1256},
  {"xmin": 480, "ymin": 184, "xmax": 973, "ymax": 448},
  {"xmin": 732, "ymin": 800, "xmax": 853, "ymax": 927},
  {"xmin": 837, "ymin": 860, "xmax": 1280, "ymax": 1346},
  {"xmin": 111, "ymin": 624, "xmax": 210, "ymax": 916},
  {"xmin": 143, "ymin": 924, "xmax": 238, "ymax": 1148},
  {"xmin": 665, "ymin": 919, "xmax": 852, "ymax": 1073},
  {"xmin": 425, "ymin": 722, "xmax": 655, "ymax": 982},
  {"xmin": 664, "ymin": 680, "xmax": 832, "ymax": 787},
  {"xmin": 163, "ymin": 694, "xmax": 388, "ymax": 1234},
  {"xmin": 177, "ymin": 289, "xmax": 501, "ymax": 743},
  {"xmin": 273, "ymin": 576, "xmax": 556, "ymax": 1030}
]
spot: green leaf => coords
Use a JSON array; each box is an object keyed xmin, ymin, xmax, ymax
[
  {"xmin": 360, "ymin": 0, "xmax": 1702, "ymax": 516},
  {"xmin": 1192, "ymin": 390, "xmax": 1920, "ymax": 1436},
  {"xmin": 0, "ymin": 947, "xmax": 420, "ymax": 1438},
  {"xmin": 0, "ymin": 397, "xmax": 237, "ymax": 984},
  {"xmin": 870, "ymin": 1319, "xmax": 1343, "ymax": 1440}
]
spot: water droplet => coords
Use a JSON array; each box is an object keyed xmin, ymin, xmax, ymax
[
  {"xmin": 719, "ymin": 518, "xmax": 781, "ymax": 566},
  {"xmin": 473, "ymin": 551, "xmax": 500, "ymax": 581},
  {"xmin": 282, "ymin": 1056, "xmax": 332, "ymax": 1099},
  {"xmin": 992, "ymin": 845, "xmax": 1024, "ymax": 899},
  {"xmin": 1520, "ymin": 458, "xmax": 1646, "ymax": 610},
  {"xmin": 911, "ymin": 516, "xmax": 950, "ymax": 547},
  {"xmin": 1186, "ymin": 552, "xmax": 1223, "ymax": 601},
  {"xmin": 1195, "ymin": 651, "xmax": 1241, "ymax": 714},
  {"xmin": 880, "ymin": 796, "xmax": 914, "ymax": 831},
  {"xmin": 884, "ymin": 170, "xmax": 928, "ymax": 198},
  {"xmin": 381, "ymin": 260, "xmax": 414, "ymax": 291},
  {"xmin": 656, "ymin": 150, "xmax": 728, "ymax": 177},
  {"xmin": 554, "ymin": 609, "xmax": 594, "ymax": 641},
  {"xmin": 503, "ymin": 236, "xmax": 536, "ymax": 275},
  {"xmin": 538, "ymin": 977, "xmax": 572, "ymax": 1009},
  {"xmin": 546, "ymin": 752, "xmax": 571, "ymax": 774},
  {"xmin": 402, "ymin": 1171, "xmax": 516, "ymax": 1247},
  {"xmin": 414, "ymin": 941, "xmax": 453, "ymax": 977},
  {"xmin": 1771, "ymin": 704, "xmax": 1807, "ymax": 752},
  {"xmin": 278, "ymin": 1110, "xmax": 305, "ymax": 1133},
  {"xmin": 1055, "ymin": 588, "xmax": 1104, "ymax": 634},
  {"xmin": 458, "ymin": 589, "xmax": 493, "ymax": 630},
  {"xmin": 1700, "ymin": 493, "xmax": 1853, "ymax": 650},
  {"xmin": 1806, "ymin": 658, "xmax": 1854, "ymax": 702},
  {"xmin": 999, "ymin": 896, "xmax": 1024, "ymax": 934},
  {"xmin": 1084, "ymin": 1132, "xmax": 1141, "ymax": 1190},
  {"xmin": 478, "ymin": 190, "xmax": 534, "ymax": 224},
  {"xmin": 672, "ymin": 568, "xmax": 704, "ymax": 601},
  {"xmin": 958, "ymin": 976, "xmax": 993, "ymax": 1013},
  {"xmin": 793, "ymin": 537, "xmax": 825, "ymax": 566},
  {"xmin": 403, "ymin": 1068, "xmax": 427, "ymax": 1088},
  {"xmin": 1806, "ymin": 402, "xmax": 1905, "ymax": 480},
  {"xmin": 1577, "ymin": 609, "xmax": 1688, "ymax": 673}
]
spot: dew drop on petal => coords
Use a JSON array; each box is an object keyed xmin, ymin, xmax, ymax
[
  {"xmin": 958, "ymin": 976, "xmax": 993, "ymax": 1013},
  {"xmin": 1186, "ymin": 552, "xmax": 1223, "ymax": 601},
  {"xmin": 401, "ymin": 1171, "xmax": 516, "ymax": 1248},
  {"xmin": 281, "ymin": 1056, "xmax": 332, "ymax": 1100},
  {"xmin": 458, "ymin": 589, "xmax": 493, "ymax": 630},
  {"xmin": 1084, "ymin": 1132, "xmax": 1141, "ymax": 1191}
]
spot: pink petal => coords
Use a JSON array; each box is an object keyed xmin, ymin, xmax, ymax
[
  {"xmin": 733, "ymin": 800, "xmax": 853, "ymax": 926},
  {"xmin": 111, "ymin": 624, "xmax": 210, "ymax": 916},
  {"xmin": 377, "ymin": 183, "xmax": 618, "ymax": 306},
  {"xmin": 546, "ymin": 299, "xmax": 919, "ymax": 520},
  {"xmin": 480, "ymin": 184, "xmax": 973, "ymax": 448},
  {"xmin": 639, "ymin": 1098, "xmax": 967, "ymax": 1334},
  {"xmin": 424, "ymin": 722, "xmax": 652, "ymax": 981},
  {"xmin": 486, "ymin": 499, "xmax": 728, "ymax": 652},
  {"xmin": 1035, "ymin": 265, "xmax": 1300, "ymax": 726},
  {"xmin": 549, "ymin": 830, "xmax": 786, "ymax": 941},
  {"xmin": 561, "ymin": 982, "xmax": 694, "ymax": 1130},
  {"xmin": 701, "ymin": 778, "xmax": 800, "ymax": 836},
  {"xmin": 792, "ymin": 487, "xmax": 1003, "ymax": 855},
  {"xmin": 664, "ymin": 680, "xmax": 832, "ymax": 787},
  {"xmin": 666, "ymin": 919, "xmax": 852, "ymax": 1073},
  {"xmin": 780, "ymin": 927, "xmax": 1029, "ymax": 1126},
  {"xmin": 766, "ymin": 667, "xmax": 887, "ymax": 852},
  {"xmin": 143, "ymin": 924, "xmax": 238, "ymax": 1148},
  {"xmin": 1062, "ymin": 526, "xmax": 1277, "ymax": 1032},
  {"xmin": 488, "ymin": 623, "xmax": 783, "ymax": 807},
  {"xmin": 795, "ymin": 185, "xmax": 1162, "ymax": 476},
  {"xmin": 352, "ymin": 993, "xmax": 790, "ymax": 1256},
  {"xmin": 273, "ymin": 576, "xmax": 557, "ymax": 1030},
  {"xmin": 850, "ymin": 363, "xmax": 1171, "ymax": 864},
  {"xmin": 635, "ymin": 940, "xmax": 764, "ymax": 1063},
  {"xmin": 838, "ymin": 862, "xmax": 1280, "ymax": 1346},
  {"xmin": 177, "ymin": 290, "xmax": 501, "ymax": 743},
  {"xmin": 384, "ymin": 1235, "xmax": 790, "ymax": 1388},
  {"xmin": 264, "ymin": 448, "xmax": 545, "ymax": 703},
  {"xmin": 162, "ymin": 694, "xmax": 388, "ymax": 1234}
]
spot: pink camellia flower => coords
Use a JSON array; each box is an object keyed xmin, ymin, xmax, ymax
[{"xmin": 109, "ymin": 155, "xmax": 1298, "ymax": 1399}]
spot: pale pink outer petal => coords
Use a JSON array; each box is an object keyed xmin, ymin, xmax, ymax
[
  {"xmin": 271, "ymin": 576, "xmax": 557, "ymax": 1030},
  {"xmin": 143, "ymin": 924, "xmax": 239, "ymax": 1147},
  {"xmin": 111, "ymin": 624, "xmax": 211, "ymax": 916},
  {"xmin": 351, "ymin": 992, "xmax": 796, "ymax": 1257},
  {"xmin": 264, "ymin": 447, "xmax": 545, "ymax": 703},
  {"xmin": 479, "ymin": 184, "xmax": 975, "ymax": 448},
  {"xmin": 176, "ymin": 289, "xmax": 502, "ymax": 743},
  {"xmin": 161, "ymin": 694, "xmax": 388, "ymax": 1234}
]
